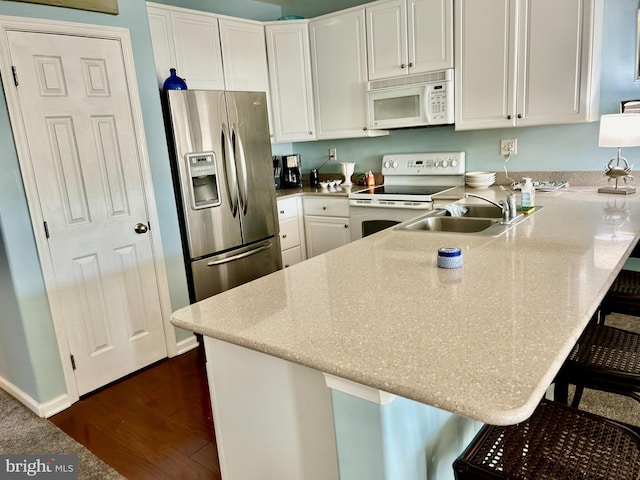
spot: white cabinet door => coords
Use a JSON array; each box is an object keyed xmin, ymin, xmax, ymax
[
  {"xmin": 219, "ymin": 17, "xmax": 273, "ymax": 134},
  {"xmin": 305, "ymin": 216, "xmax": 351, "ymax": 258},
  {"xmin": 266, "ymin": 21, "xmax": 316, "ymax": 143},
  {"xmin": 219, "ymin": 18, "xmax": 270, "ymax": 93},
  {"xmin": 171, "ymin": 10, "xmax": 225, "ymax": 90},
  {"xmin": 408, "ymin": 0, "xmax": 453, "ymax": 74},
  {"xmin": 454, "ymin": 0, "xmax": 517, "ymax": 130},
  {"xmin": 147, "ymin": 3, "xmax": 225, "ymax": 90},
  {"xmin": 366, "ymin": 0, "xmax": 407, "ymax": 80},
  {"xmin": 516, "ymin": 0, "xmax": 602, "ymax": 127},
  {"xmin": 455, "ymin": 0, "xmax": 602, "ymax": 131},
  {"xmin": 147, "ymin": 5, "xmax": 176, "ymax": 87},
  {"xmin": 310, "ymin": 7, "xmax": 388, "ymax": 140},
  {"xmin": 366, "ymin": 0, "xmax": 453, "ymax": 80}
]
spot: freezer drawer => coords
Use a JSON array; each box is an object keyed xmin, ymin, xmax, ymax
[{"xmin": 190, "ymin": 237, "xmax": 282, "ymax": 302}]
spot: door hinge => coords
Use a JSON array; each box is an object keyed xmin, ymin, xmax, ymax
[
  {"xmin": 70, "ymin": 354, "xmax": 76, "ymax": 371},
  {"xmin": 11, "ymin": 66, "xmax": 18, "ymax": 86},
  {"xmin": 43, "ymin": 221, "xmax": 50, "ymax": 239}
]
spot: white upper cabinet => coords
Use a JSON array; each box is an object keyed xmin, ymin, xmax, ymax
[
  {"xmin": 147, "ymin": 3, "xmax": 225, "ymax": 90},
  {"xmin": 309, "ymin": 7, "xmax": 389, "ymax": 140},
  {"xmin": 218, "ymin": 18, "xmax": 269, "ymax": 93},
  {"xmin": 366, "ymin": 0, "xmax": 453, "ymax": 80},
  {"xmin": 265, "ymin": 21, "xmax": 316, "ymax": 143},
  {"xmin": 454, "ymin": 0, "xmax": 603, "ymax": 131}
]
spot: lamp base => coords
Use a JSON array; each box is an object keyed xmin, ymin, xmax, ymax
[{"xmin": 598, "ymin": 185, "xmax": 636, "ymax": 195}]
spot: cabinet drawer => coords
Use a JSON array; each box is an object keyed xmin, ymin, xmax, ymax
[
  {"xmin": 303, "ymin": 197, "xmax": 349, "ymax": 217},
  {"xmin": 277, "ymin": 197, "xmax": 299, "ymax": 221},
  {"xmin": 279, "ymin": 217, "xmax": 300, "ymax": 250},
  {"xmin": 281, "ymin": 246, "xmax": 303, "ymax": 268}
]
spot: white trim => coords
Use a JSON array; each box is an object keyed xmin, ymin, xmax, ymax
[
  {"xmin": 323, "ymin": 374, "xmax": 397, "ymax": 405},
  {"xmin": 0, "ymin": 15, "xmax": 178, "ymax": 404},
  {"xmin": 175, "ymin": 334, "xmax": 199, "ymax": 355},
  {"xmin": 0, "ymin": 375, "xmax": 71, "ymax": 419}
]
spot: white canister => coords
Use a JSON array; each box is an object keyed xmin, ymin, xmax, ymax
[{"xmin": 437, "ymin": 247, "xmax": 463, "ymax": 269}]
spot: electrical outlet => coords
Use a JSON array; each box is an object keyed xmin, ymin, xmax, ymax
[
  {"xmin": 329, "ymin": 147, "xmax": 337, "ymax": 161},
  {"xmin": 500, "ymin": 139, "xmax": 518, "ymax": 156}
]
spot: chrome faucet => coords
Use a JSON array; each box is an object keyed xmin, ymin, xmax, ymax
[{"xmin": 465, "ymin": 187, "xmax": 517, "ymax": 223}]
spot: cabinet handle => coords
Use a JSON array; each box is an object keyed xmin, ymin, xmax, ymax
[
  {"xmin": 401, "ymin": 63, "xmax": 406, "ymax": 69},
  {"xmin": 408, "ymin": 62, "xmax": 413, "ymax": 67},
  {"xmin": 322, "ymin": 206, "xmax": 327, "ymax": 210},
  {"xmin": 517, "ymin": 114, "xmax": 522, "ymax": 119},
  {"xmin": 507, "ymin": 115, "xmax": 512, "ymax": 120},
  {"xmin": 282, "ymin": 234, "xmax": 287, "ymax": 239},
  {"xmin": 344, "ymin": 224, "xmax": 348, "ymax": 228},
  {"xmin": 309, "ymin": 131, "xmax": 313, "ymax": 135},
  {"xmin": 284, "ymin": 264, "xmax": 290, "ymax": 268},
  {"xmin": 363, "ymin": 127, "xmax": 368, "ymax": 131},
  {"xmin": 280, "ymin": 210, "xmax": 285, "ymax": 214}
]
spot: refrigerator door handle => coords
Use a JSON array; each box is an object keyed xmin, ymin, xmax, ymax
[
  {"xmin": 232, "ymin": 123, "xmax": 249, "ymax": 215},
  {"xmin": 222, "ymin": 122, "xmax": 239, "ymax": 217},
  {"xmin": 206, "ymin": 242, "xmax": 273, "ymax": 266}
]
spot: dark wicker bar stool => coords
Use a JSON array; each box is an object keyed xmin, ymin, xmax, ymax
[
  {"xmin": 600, "ymin": 269, "xmax": 640, "ymax": 320},
  {"xmin": 453, "ymin": 399, "xmax": 640, "ymax": 480},
  {"xmin": 554, "ymin": 321, "xmax": 640, "ymax": 408}
]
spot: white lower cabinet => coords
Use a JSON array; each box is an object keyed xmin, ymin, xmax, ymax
[
  {"xmin": 277, "ymin": 197, "xmax": 306, "ymax": 267},
  {"xmin": 303, "ymin": 197, "xmax": 351, "ymax": 258}
]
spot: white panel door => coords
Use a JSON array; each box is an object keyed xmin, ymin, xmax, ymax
[
  {"xmin": 408, "ymin": 0, "xmax": 454, "ymax": 73},
  {"xmin": 304, "ymin": 216, "xmax": 351, "ymax": 258},
  {"xmin": 6, "ymin": 31, "xmax": 168, "ymax": 395}
]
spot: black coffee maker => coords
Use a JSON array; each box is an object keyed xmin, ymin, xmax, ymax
[
  {"xmin": 281, "ymin": 154, "xmax": 302, "ymax": 188},
  {"xmin": 273, "ymin": 156, "xmax": 281, "ymax": 190}
]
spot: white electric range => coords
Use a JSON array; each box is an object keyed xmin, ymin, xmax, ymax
[{"xmin": 349, "ymin": 152, "xmax": 465, "ymax": 240}]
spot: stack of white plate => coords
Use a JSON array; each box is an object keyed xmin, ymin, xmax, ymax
[{"xmin": 465, "ymin": 171, "xmax": 496, "ymax": 188}]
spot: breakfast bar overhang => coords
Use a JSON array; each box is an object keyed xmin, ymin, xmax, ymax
[{"xmin": 171, "ymin": 187, "xmax": 640, "ymax": 480}]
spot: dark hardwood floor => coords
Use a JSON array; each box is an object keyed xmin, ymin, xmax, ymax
[{"xmin": 51, "ymin": 345, "xmax": 221, "ymax": 480}]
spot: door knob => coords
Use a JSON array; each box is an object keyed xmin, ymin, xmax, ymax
[{"xmin": 134, "ymin": 223, "xmax": 148, "ymax": 234}]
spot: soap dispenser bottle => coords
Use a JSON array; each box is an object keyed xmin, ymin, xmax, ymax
[{"xmin": 521, "ymin": 177, "xmax": 535, "ymax": 208}]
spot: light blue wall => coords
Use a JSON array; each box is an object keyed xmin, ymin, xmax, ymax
[{"xmin": 286, "ymin": 0, "xmax": 640, "ymax": 178}]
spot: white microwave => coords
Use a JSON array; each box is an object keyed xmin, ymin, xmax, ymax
[{"xmin": 367, "ymin": 69, "xmax": 454, "ymax": 129}]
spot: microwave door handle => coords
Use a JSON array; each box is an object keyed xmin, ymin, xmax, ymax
[
  {"xmin": 232, "ymin": 123, "xmax": 249, "ymax": 215},
  {"xmin": 222, "ymin": 122, "xmax": 239, "ymax": 217},
  {"xmin": 423, "ymin": 84, "xmax": 433, "ymax": 124}
]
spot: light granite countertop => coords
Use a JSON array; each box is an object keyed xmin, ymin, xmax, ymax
[{"xmin": 171, "ymin": 186, "xmax": 640, "ymax": 425}]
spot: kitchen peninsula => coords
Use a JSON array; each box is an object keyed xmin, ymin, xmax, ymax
[{"xmin": 171, "ymin": 186, "xmax": 640, "ymax": 480}]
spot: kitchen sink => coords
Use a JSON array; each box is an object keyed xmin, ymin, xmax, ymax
[
  {"xmin": 459, "ymin": 205, "xmax": 503, "ymax": 219},
  {"xmin": 396, "ymin": 205, "xmax": 541, "ymax": 237},
  {"xmin": 402, "ymin": 216, "xmax": 499, "ymax": 233}
]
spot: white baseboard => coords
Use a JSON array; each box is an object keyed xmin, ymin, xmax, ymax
[
  {"xmin": 174, "ymin": 334, "xmax": 199, "ymax": 356},
  {"xmin": 0, "ymin": 375, "xmax": 71, "ymax": 418}
]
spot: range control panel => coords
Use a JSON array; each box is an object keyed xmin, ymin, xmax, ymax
[{"xmin": 382, "ymin": 152, "xmax": 465, "ymax": 176}]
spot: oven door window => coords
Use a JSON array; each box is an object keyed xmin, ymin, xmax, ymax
[{"xmin": 362, "ymin": 220, "xmax": 401, "ymax": 238}]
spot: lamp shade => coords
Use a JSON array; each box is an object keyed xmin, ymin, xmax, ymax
[{"xmin": 599, "ymin": 113, "xmax": 640, "ymax": 147}]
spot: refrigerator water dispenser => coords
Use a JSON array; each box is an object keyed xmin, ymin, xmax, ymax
[{"xmin": 187, "ymin": 153, "xmax": 221, "ymax": 209}]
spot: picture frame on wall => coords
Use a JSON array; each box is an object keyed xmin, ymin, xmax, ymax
[{"xmin": 7, "ymin": 0, "xmax": 118, "ymax": 15}]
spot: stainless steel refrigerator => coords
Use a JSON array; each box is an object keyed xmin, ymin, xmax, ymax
[{"xmin": 161, "ymin": 90, "xmax": 282, "ymax": 302}]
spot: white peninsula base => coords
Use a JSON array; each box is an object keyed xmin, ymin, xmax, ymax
[{"xmin": 203, "ymin": 337, "xmax": 482, "ymax": 480}]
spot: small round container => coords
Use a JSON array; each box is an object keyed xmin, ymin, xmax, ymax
[{"xmin": 437, "ymin": 247, "xmax": 463, "ymax": 269}]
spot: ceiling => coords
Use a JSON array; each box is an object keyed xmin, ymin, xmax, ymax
[{"xmin": 254, "ymin": 0, "xmax": 297, "ymax": 5}]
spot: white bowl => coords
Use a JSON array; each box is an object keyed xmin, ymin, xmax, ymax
[
  {"xmin": 465, "ymin": 171, "xmax": 496, "ymax": 178},
  {"xmin": 319, "ymin": 181, "xmax": 330, "ymax": 189}
]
